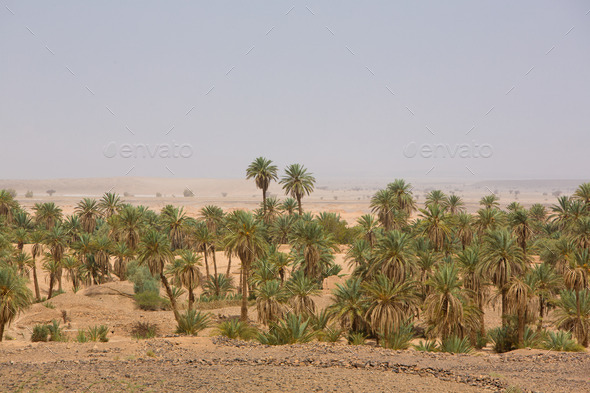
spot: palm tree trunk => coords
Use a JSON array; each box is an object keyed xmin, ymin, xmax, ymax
[
  {"xmin": 203, "ymin": 250, "xmax": 210, "ymax": 279},
  {"xmin": 262, "ymin": 188, "xmax": 267, "ymax": 215},
  {"xmin": 501, "ymin": 288, "xmax": 508, "ymax": 327},
  {"xmin": 32, "ymin": 264, "xmax": 41, "ymax": 301},
  {"xmin": 57, "ymin": 267, "xmax": 63, "ymax": 292},
  {"xmin": 240, "ymin": 267, "xmax": 248, "ymax": 321},
  {"xmin": 517, "ymin": 307, "xmax": 525, "ymax": 347},
  {"xmin": 48, "ymin": 273, "xmax": 55, "ymax": 299},
  {"xmin": 297, "ymin": 195, "xmax": 303, "ymax": 215},
  {"xmin": 211, "ymin": 246, "xmax": 218, "ymax": 277},
  {"xmin": 537, "ymin": 296, "xmax": 544, "ymax": 331},
  {"xmin": 160, "ymin": 273, "xmax": 181, "ymax": 323},
  {"xmin": 188, "ymin": 285, "xmax": 194, "ymax": 311},
  {"xmin": 226, "ymin": 254, "xmax": 232, "ymax": 277},
  {"xmin": 0, "ymin": 323, "xmax": 4, "ymax": 342}
]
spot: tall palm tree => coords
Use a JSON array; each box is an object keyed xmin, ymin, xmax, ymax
[
  {"xmin": 280, "ymin": 164, "xmax": 316, "ymax": 215},
  {"xmin": 509, "ymin": 209, "xmax": 533, "ymax": 255},
  {"xmin": 75, "ymin": 198, "xmax": 100, "ymax": 233},
  {"xmin": 563, "ymin": 249, "xmax": 589, "ymax": 291},
  {"xmin": 527, "ymin": 262, "xmax": 561, "ymax": 331},
  {"xmin": 370, "ymin": 189, "xmax": 397, "ymax": 231},
  {"xmin": 281, "ymin": 198, "xmax": 298, "ymax": 216},
  {"xmin": 246, "ymin": 157, "xmax": 279, "ymax": 215},
  {"xmin": 554, "ymin": 288, "xmax": 590, "ymax": 347},
  {"xmin": 425, "ymin": 190, "xmax": 447, "ymax": 207},
  {"xmin": 363, "ymin": 274, "xmax": 419, "ymax": 338},
  {"xmin": 29, "ymin": 230, "xmax": 44, "ymax": 301},
  {"xmin": 356, "ymin": 214, "xmax": 378, "ymax": 247},
  {"xmin": 167, "ymin": 250, "xmax": 202, "ymax": 310},
  {"xmin": 270, "ymin": 214, "xmax": 295, "ymax": 245},
  {"xmin": 200, "ymin": 205, "xmax": 225, "ymax": 273},
  {"xmin": 137, "ymin": 230, "xmax": 180, "ymax": 322},
  {"xmin": 192, "ymin": 221, "xmax": 215, "ymax": 278},
  {"xmin": 417, "ymin": 204, "xmax": 453, "ymax": 252},
  {"xmin": 255, "ymin": 280, "xmax": 287, "ymax": 325},
  {"xmin": 475, "ymin": 208, "xmax": 504, "ymax": 235},
  {"xmin": 289, "ymin": 220, "xmax": 337, "ymax": 282},
  {"xmin": 574, "ymin": 182, "xmax": 590, "ymax": 211},
  {"xmin": 115, "ymin": 206, "xmax": 143, "ymax": 251},
  {"xmin": 457, "ymin": 246, "xmax": 487, "ymax": 336},
  {"xmin": 0, "ymin": 266, "xmax": 32, "ymax": 341},
  {"xmin": 387, "ymin": 179, "xmax": 417, "ymax": 217},
  {"xmin": 44, "ymin": 225, "xmax": 67, "ymax": 293},
  {"xmin": 223, "ymin": 211, "xmax": 267, "ymax": 321},
  {"xmin": 573, "ymin": 217, "xmax": 590, "ymax": 250},
  {"xmin": 98, "ymin": 192, "xmax": 123, "ymax": 218},
  {"xmin": 370, "ymin": 230, "xmax": 415, "ymax": 283},
  {"xmin": 62, "ymin": 255, "xmax": 81, "ymax": 289},
  {"xmin": 112, "ymin": 241, "xmax": 132, "ymax": 281},
  {"xmin": 0, "ymin": 190, "xmax": 17, "ymax": 224},
  {"xmin": 443, "ymin": 194, "xmax": 465, "ymax": 215},
  {"xmin": 482, "ymin": 229, "xmax": 527, "ymax": 326},
  {"xmin": 160, "ymin": 205, "xmax": 193, "ymax": 250},
  {"xmin": 506, "ymin": 276, "xmax": 533, "ymax": 346},
  {"xmin": 33, "ymin": 202, "xmax": 63, "ymax": 229},
  {"xmin": 455, "ymin": 212, "xmax": 475, "ymax": 250}
]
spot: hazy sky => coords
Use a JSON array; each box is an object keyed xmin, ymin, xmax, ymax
[{"xmin": 1, "ymin": 1, "xmax": 589, "ymax": 181}]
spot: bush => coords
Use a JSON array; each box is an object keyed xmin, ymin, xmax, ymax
[
  {"xmin": 318, "ymin": 326, "xmax": 342, "ymax": 343},
  {"xmin": 215, "ymin": 319, "xmax": 257, "ymax": 341},
  {"xmin": 309, "ymin": 309, "xmax": 332, "ymax": 331},
  {"xmin": 43, "ymin": 302, "xmax": 55, "ymax": 309},
  {"xmin": 183, "ymin": 188, "xmax": 194, "ymax": 197},
  {"xmin": 543, "ymin": 331, "xmax": 584, "ymax": 352},
  {"xmin": 25, "ymin": 190, "xmax": 33, "ymax": 198},
  {"xmin": 488, "ymin": 326, "xmax": 517, "ymax": 353},
  {"xmin": 176, "ymin": 310, "xmax": 212, "ymax": 336},
  {"xmin": 440, "ymin": 336, "xmax": 473, "ymax": 354},
  {"xmin": 347, "ymin": 331, "xmax": 367, "ymax": 346},
  {"xmin": 414, "ymin": 340, "xmax": 439, "ymax": 352},
  {"xmin": 380, "ymin": 322, "xmax": 415, "ymax": 350},
  {"xmin": 76, "ymin": 330, "xmax": 88, "ymax": 343},
  {"xmin": 134, "ymin": 291, "xmax": 168, "ymax": 311},
  {"xmin": 256, "ymin": 313, "xmax": 316, "ymax": 345},
  {"xmin": 46, "ymin": 189, "xmax": 56, "ymax": 196},
  {"xmin": 31, "ymin": 324, "xmax": 49, "ymax": 342},
  {"xmin": 523, "ymin": 326, "xmax": 544, "ymax": 348},
  {"xmin": 87, "ymin": 325, "xmax": 109, "ymax": 342},
  {"xmin": 128, "ymin": 262, "xmax": 160, "ymax": 294},
  {"xmin": 47, "ymin": 320, "xmax": 65, "ymax": 342},
  {"xmin": 131, "ymin": 322, "xmax": 159, "ymax": 339}
]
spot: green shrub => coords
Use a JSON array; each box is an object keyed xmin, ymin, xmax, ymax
[
  {"xmin": 87, "ymin": 325, "xmax": 109, "ymax": 342},
  {"xmin": 31, "ymin": 324, "xmax": 49, "ymax": 342},
  {"xmin": 309, "ymin": 309, "xmax": 332, "ymax": 331},
  {"xmin": 475, "ymin": 332, "xmax": 488, "ymax": 349},
  {"xmin": 202, "ymin": 274, "xmax": 235, "ymax": 298},
  {"xmin": 47, "ymin": 320, "xmax": 65, "ymax": 342},
  {"xmin": 43, "ymin": 302, "xmax": 55, "ymax": 309},
  {"xmin": 175, "ymin": 310, "xmax": 211, "ymax": 336},
  {"xmin": 214, "ymin": 319, "xmax": 257, "ymax": 341},
  {"xmin": 131, "ymin": 322, "xmax": 159, "ymax": 339},
  {"xmin": 76, "ymin": 330, "xmax": 88, "ymax": 343},
  {"xmin": 488, "ymin": 326, "xmax": 517, "ymax": 353},
  {"xmin": 440, "ymin": 336, "xmax": 473, "ymax": 354},
  {"xmin": 128, "ymin": 262, "xmax": 160, "ymax": 294},
  {"xmin": 134, "ymin": 291, "xmax": 168, "ymax": 311},
  {"xmin": 318, "ymin": 326, "xmax": 342, "ymax": 342},
  {"xmin": 347, "ymin": 331, "xmax": 367, "ymax": 346},
  {"xmin": 257, "ymin": 313, "xmax": 316, "ymax": 345},
  {"xmin": 522, "ymin": 326, "xmax": 544, "ymax": 348},
  {"xmin": 380, "ymin": 322, "xmax": 415, "ymax": 350},
  {"xmin": 414, "ymin": 340, "xmax": 439, "ymax": 352},
  {"xmin": 543, "ymin": 331, "xmax": 584, "ymax": 352}
]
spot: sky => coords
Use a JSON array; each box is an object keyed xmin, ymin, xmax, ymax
[{"xmin": 1, "ymin": 1, "xmax": 589, "ymax": 182}]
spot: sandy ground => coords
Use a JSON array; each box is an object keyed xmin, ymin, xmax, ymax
[{"xmin": 1, "ymin": 177, "xmax": 589, "ymax": 392}]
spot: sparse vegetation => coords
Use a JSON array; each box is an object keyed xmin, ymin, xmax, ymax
[
  {"xmin": 175, "ymin": 310, "xmax": 211, "ymax": 336},
  {"xmin": 131, "ymin": 322, "xmax": 159, "ymax": 339}
]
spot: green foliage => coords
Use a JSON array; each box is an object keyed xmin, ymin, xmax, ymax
[
  {"xmin": 543, "ymin": 331, "xmax": 584, "ymax": 352},
  {"xmin": 128, "ymin": 261, "xmax": 160, "ymax": 294},
  {"xmin": 134, "ymin": 291, "xmax": 168, "ymax": 311},
  {"xmin": 488, "ymin": 326, "xmax": 517, "ymax": 353},
  {"xmin": 318, "ymin": 326, "xmax": 342, "ymax": 342},
  {"xmin": 175, "ymin": 310, "xmax": 212, "ymax": 336},
  {"xmin": 31, "ymin": 324, "xmax": 49, "ymax": 342},
  {"xmin": 256, "ymin": 313, "xmax": 316, "ymax": 345},
  {"xmin": 522, "ymin": 326, "xmax": 544, "ymax": 348},
  {"xmin": 203, "ymin": 274, "xmax": 235, "ymax": 298},
  {"xmin": 47, "ymin": 320, "xmax": 65, "ymax": 342},
  {"xmin": 347, "ymin": 331, "xmax": 367, "ymax": 346},
  {"xmin": 131, "ymin": 322, "xmax": 159, "ymax": 339},
  {"xmin": 439, "ymin": 335, "xmax": 473, "ymax": 354},
  {"xmin": 379, "ymin": 322, "xmax": 415, "ymax": 350},
  {"xmin": 43, "ymin": 302, "xmax": 55, "ymax": 309},
  {"xmin": 76, "ymin": 330, "xmax": 88, "ymax": 343},
  {"xmin": 214, "ymin": 319, "xmax": 258, "ymax": 341},
  {"xmin": 86, "ymin": 325, "xmax": 109, "ymax": 342},
  {"xmin": 414, "ymin": 340, "xmax": 439, "ymax": 352}
]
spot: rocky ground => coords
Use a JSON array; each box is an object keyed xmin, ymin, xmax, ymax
[{"xmin": 1, "ymin": 337, "xmax": 589, "ymax": 392}]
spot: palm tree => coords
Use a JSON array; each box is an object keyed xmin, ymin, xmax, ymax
[
  {"xmin": 33, "ymin": 202, "xmax": 63, "ymax": 229},
  {"xmin": 167, "ymin": 250, "xmax": 202, "ymax": 310},
  {"xmin": 346, "ymin": 239, "xmax": 373, "ymax": 279},
  {"xmin": 417, "ymin": 204, "xmax": 453, "ymax": 252},
  {"xmin": 44, "ymin": 225, "xmax": 67, "ymax": 293},
  {"xmin": 529, "ymin": 203, "xmax": 548, "ymax": 224},
  {"xmin": 98, "ymin": 192, "xmax": 123, "ymax": 218},
  {"xmin": 443, "ymin": 194, "xmax": 465, "ymax": 215},
  {"xmin": 193, "ymin": 221, "xmax": 215, "ymax": 278},
  {"xmin": 246, "ymin": 157, "xmax": 279, "ymax": 215},
  {"xmin": 30, "ymin": 230, "xmax": 44, "ymax": 301},
  {"xmin": 115, "ymin": 206, "xmax": 143, "ymax": 250},
  {"xmin": 455, "ymin": 212, "xmax": 475, "ymax": 250},
  {"xmin": 482, "ymin": 229, "xmax": 527, "ymax": 326},
  {"xmin": 554, "ymin": 289, "xmax": 590, "ymax": 347},
  {"xmin": 281, "ymin": 198, "xmax": 298, "ymax": 216},
  {"xmin": 62, "ymin": 255, "xmax": 81, "ymax": 289},
  {"xmin": 160, "ymin": 205, "xmax": 192, "ymax": 250},
  {"xmin": 289, "ymin": 220, "xmax": 337, "ymax": 282},
  {"xmin": 328, "ymin": 277, "xmax": 366, "ymax": 332},
  {"xmin": 112, "ymin": 242, "xmax": 132, "ymax": 280},
  {"xmin": 0, "ymin": 190, "xmax": 17, "ymax": 224},
  {"xmin": 363, "ymin": 274, "xmax": 419, "ymax": 338},
  {"xmin": 370, "ymin": 230, "xmax": 415, "ymax": 284},
  {"xmin": 270, "ymin": 214, "xmax": 295, "ymax": 245},
  {"xmin": 370, "ymin": 189, "xmax": 397, "ymax": 231},
  {"xmin": 425, "ymin": 190, "xmax": 447, "ymax": 207},
  {"xmin": 0, "ymin": 266, "xmax": 32, "ymax": 341},
  {"xmin": 509, "ymin": 209, "xmax": 533, "ymax": 255},
  {"xmin": 387, "ymin": 179, "xmax": 417, "ymax": 217},
  {"xmin": 457, "ymin": 246, "xmax": 487, "ymax": 336},
  {"xmin": 573, "ymin": 217, "xmax": 590, "ymax": 250},
  {"xmin": 574, "ymin": 182, "xmax": 590, "ymax": 210},
  {"xmin": 137, "ymin": 230, "xmax": 180, "ymax": 322},
  {"xmin": 356, "ymin": 214, "xmax": 378, "ymax": 247},
  {"xmin": 563, "ymin": 249, "xmax": 589, "ymax": 291},
  {"xmin": 42, "ymin": 253, "xmax": 60, "ymax": 299},
  {"xmin": 424, "ymin": 263, "xmax": 476, "ymax": 340},
  {"xmin": 480, "ymin": 194, "xmax": 500, "ymax": 209},
  {"xmin": 506, "ymin": 276, "xmax": 533, "ymax": 346},
  {"xmin": 255, "ymin": 280, "xmax": 287, "ymax": 325},
  {"xmin": 280, "ymin": 164, "xmax": 316, "ymax": 215},
  {"xmin": 268, "ymin": 247, "xmax": 291, "ymax": 284},
  {"xmin": 75, "ymin": 198, "xmax": 100, "ymax": 233},
  {"xmin": 200, "ymin": 205, "xmax": 225, "ymax": 275},
  {"xmin": 285, "ymin": 271, "xmax": 321, "ymax": 315},
  {"xmin": 528, "ymin": 262, "xmax": 561, "ymax": 331},
  {"xmin": 475, "ymin": 208, "xmax": 504, "ymax": 235},
  {"xmin": 223, "ymin": 211, "xmax": 267, "ymax": 321}
]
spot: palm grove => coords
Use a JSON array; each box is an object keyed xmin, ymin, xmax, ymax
[{"xmin": 0, "ymin": 161, "xmax": 589, "ymax": 352}]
